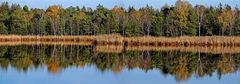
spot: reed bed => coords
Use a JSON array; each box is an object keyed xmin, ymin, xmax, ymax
[
  {"xmin": 0, "ymin": 41, "xmax": 92, "ymax": 46},
  {"xmin": 1, "ymin": 35, "xmax": 240, "ymax": 47},
  {"xmin": 1, "ymin": 34, "xmax": 240, "ymax": 47},
  {"xmin": 0, "ymin": 34, "xmax": 240, "ymax": 54},
  {"xmin": 0, "ymin": 35, "xmax": 95, "ymax": 42},
  {"xmin": 94, "ymin": 34, "xmax": 124, "ymax": 45}
]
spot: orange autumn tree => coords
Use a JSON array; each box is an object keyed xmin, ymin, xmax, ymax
[
  {"xmin": 79, "ymin": 11, "xmax": 86, "ymax": 19},
  {"xmin": 46, "ymin": 5, "xmax": 60, "ymax": 35},
  {"xmin": 47, "ymin": 61, "xmax": 59, "ymax": 74}
]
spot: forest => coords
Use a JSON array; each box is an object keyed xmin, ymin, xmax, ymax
[{"xmin": 0, "ymin": 0, "xmax": 240, "ymax": 37}]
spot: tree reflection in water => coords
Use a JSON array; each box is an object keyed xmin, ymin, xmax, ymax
[{"xmin": 0, "ymin": 45, "xmax": 240, "ymax": 81}]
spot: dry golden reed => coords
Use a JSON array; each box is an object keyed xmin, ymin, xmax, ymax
[
  {"xmin": 1, "ymin": 34, "xmax": 240, "ymax": 46},
  {"xmin": 124, "ymin": 36, "xmax": 240, "ymax": 46},
  {"xmin": 1, "ymin": 34, "xmax": 240, "ymax": 54}
]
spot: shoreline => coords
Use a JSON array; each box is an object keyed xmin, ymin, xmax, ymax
[
  {"xmin": 0, "ymin": 35, "xmax": 239, "ymax": 54},
  {"xmin": 0, "ymin": 35, "xmax": 240, "ymax": 47}
]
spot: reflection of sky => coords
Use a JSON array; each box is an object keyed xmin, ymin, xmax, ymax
[
  {"xmin": 0, "ymin": 0, "xmax": 239, "ymax": 9},
  {"xmin": 0, "ymin": 65, "xmax": 239, "ymax": 84}
]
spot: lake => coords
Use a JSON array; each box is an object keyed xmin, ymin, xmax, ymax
[{"xmin": 0, "ymin": 45, "xmax": 240, "ymax": 84}]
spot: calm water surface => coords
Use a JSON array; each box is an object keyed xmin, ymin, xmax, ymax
[{"xmin": 0, "ymin": 45, "xmax": 240, "ymax": 84}]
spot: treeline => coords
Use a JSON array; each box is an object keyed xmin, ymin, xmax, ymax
[
  {"xmin": 0, "ymin": 45, "xmax": 240, "ymax": 81},
  {"xmin": 0, "ymin": 1, "xmax": 240, "ymax": 36}
]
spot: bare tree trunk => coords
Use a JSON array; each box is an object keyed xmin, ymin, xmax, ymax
[
  {"xmin": 180, "ymin": 27, "xmax": 183, "ymax": 36},
  {"xmin": 147, "ymin": 26, "xmax": 150, "ymax": 36},
  {"xmin": 230, "ymin": 26, "xmax": 232, "ymax": 36},
  {"xmin": 70, "ymin": 20, "xmax": 73, "ymax": 35},
  {"xmin": 221, "ymin": 29, "xmax": 224, "ymax": 36},
  {"xmin": 198, "ymin": 22, "xmax": 201, "ymax": 36},
  {"xmin": 51, "ymin": 45, "xmax": 57, "ymax": 58},
  {"xmin": 122, "ymin": 15, "xmax": 127, "ymax": 37},
  {"xmin": 196, "ymin": 51, "xmax": 203, "ymax": 77}
]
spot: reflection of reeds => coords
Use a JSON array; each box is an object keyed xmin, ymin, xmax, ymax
[
  {"xmin": 125, "ymin": 46, "xmax": 240, "ymax": 54},
  {"xmin": 125, "ymin": 36, "xmax": 240, "ymax": 46},
  {"xmin": 93, "ymin": 45, "xmax": 240, "ymax": 54},
  {"xmin": 94, "ymin": 45, "xmax": 123, "ymax": 53}
]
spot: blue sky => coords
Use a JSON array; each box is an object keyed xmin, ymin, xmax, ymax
[{"xmin": 0, "ymin": 0, "xmax": 240, "ymax": 9}]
